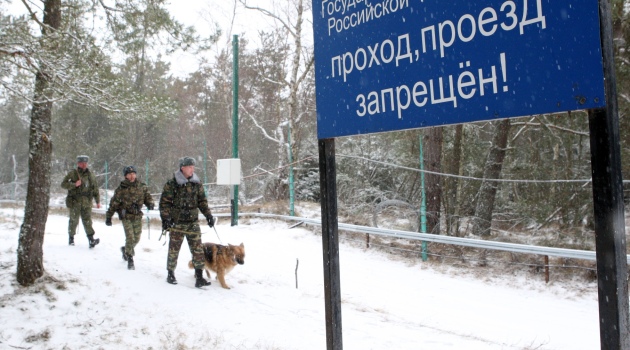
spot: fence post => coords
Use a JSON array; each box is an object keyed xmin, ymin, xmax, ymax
[
  {"xmin": 12, "ymin": 155, "xmax": 17, "ymax": 202},
  {"xmin": 288, "ymin": 124, "xmax": 295, "ymax": 216},
  {"xmin": 544, "ymin": 255, "xmax": 549, "ymax": 283},
  {"xmin": 231, "ymin": 34, "xmax": 239, "ymax": 226},
  {"xmin": 104, "ymin": 161, "xmax": 108, "ymax": 208},
  {"xmin": 146, "ymin": 159, "xmax": 150, "ymax": 239},
  {"xmin": 203, "ymin": 140, "xmax": 208, "ymax": 197}
]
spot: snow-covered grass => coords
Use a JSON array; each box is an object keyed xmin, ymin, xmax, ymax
[{"xmin": 0, "ymin": 205, "xmax": 601, "ymax": 349}]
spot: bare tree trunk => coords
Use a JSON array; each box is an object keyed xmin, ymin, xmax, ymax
[
  {"xmin": 16, "ymin": 0, "xmax": 60, "ymax": 286},
  {"xmin": 284, "ymin": 0, "xmax": 310, "ymax": 201},
  {"xmin": 454, "ymin": 125, "xmax": 466, "ymax": 237},
  {"xmin": 471, "ymin": 119, "xmax": 511, "ymax": 236},
  {"xmin": 445, "ymin": 124, "xmax": 463, "ymax": 236},
  {"xmin": 424, "ymin": 127, "xmax": 443, "ymax": 234}
]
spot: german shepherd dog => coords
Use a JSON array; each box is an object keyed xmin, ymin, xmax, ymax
[{"xmin": 188, "ymin": 242, "xmax": 245, "ymax": 289}]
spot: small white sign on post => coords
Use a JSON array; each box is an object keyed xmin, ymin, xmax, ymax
[{"xmin": 217, "ymin": 159, "xmax": 241, "ymax": 185}]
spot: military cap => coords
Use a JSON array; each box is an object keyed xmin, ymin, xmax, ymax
[
  {"xmin": 179, "ymin": 156, "xmax": 196, "ymax": 167},
  {"xmin": 77, "ymin": 155, "xmax": 89, "ymax": 163},
  {"xmin": 123, "ymin": 165, "xmax": 137, "ymax": 176}
]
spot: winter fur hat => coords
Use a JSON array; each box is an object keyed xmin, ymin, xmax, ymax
[
  {"xmin": 123, "ymin": 165, "xmax": 137, "ymax": 176},
  {"xmin": 179, "ymin": 156, "xmax": 196, "ymax": 167},
  {"xmin": 77, "ymin": 155, "xmax": 89, "ymax": 163}
]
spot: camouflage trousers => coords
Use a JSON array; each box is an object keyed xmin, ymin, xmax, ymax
[
  {"xmin": 122, "ymin": 218, "xmax": 143, "ymax": 257},
  {"xmin": 166, "ymin": 222, "xmax": 205, "ymax": 271},
  {"xmin": 68, "ymin": 201, "xmax": 95, "ymax": 238}
]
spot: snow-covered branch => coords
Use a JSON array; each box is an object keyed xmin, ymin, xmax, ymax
[{"xmin": 239, "ymin": 101, "xmax": 282, "ymax": 144}]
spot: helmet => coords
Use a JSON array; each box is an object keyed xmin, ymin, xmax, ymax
[{"xmin": 123, "ymin": 165, "xmax": 137, "ymax": 176}]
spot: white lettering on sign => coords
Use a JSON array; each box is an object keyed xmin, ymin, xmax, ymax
[
  {"xmin": 355, "ymin": 53, "xmax": 509, "ymax": 118},
  {"xmin": 325, "ymin": 0, "xmax": 410, "ymax": 36},
  {"xmin": 329, "ymin": 0, "xmax": 544, "ymax": 84}
]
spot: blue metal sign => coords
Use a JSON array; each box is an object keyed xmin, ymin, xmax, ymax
[{"xmin": 312, "ymin": 0, "xmax": 606, "ymax": 139}]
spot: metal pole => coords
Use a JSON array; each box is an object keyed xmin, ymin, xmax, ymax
[
  {"xmin": 146, "ymin": 159, "xmax": 150, "ymax": 240},
  {"xmin": 419, "ymin": 134, "xmax": 428, "ymax": 261},
  {"xmin": 231, "ymin": 34, "xmax": 239, "ymax": 226},
  {"xmin": 589, "ymin": 1, "xmax": 630, "ymax": 348},
  {"xmin": 104, "ymin": 161, "xmax": 108, "ymax": 208},
  {"xmin": 318, "ymin": 138, "xmax": 343, "ymax": 350},
  {"xmin": 12, "ymin": 155, "xmax": 16, "ymax": 201},
  {"xmin": 289, "ymin": 124, "xmax": 295, "ymax": 216},
  {"xmin": 203, "ymin": 140, "xmax": 208, "ymax": 197}
]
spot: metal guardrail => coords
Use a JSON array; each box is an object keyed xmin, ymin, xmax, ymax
[{"xmin": 233, "ymin": 212, "xmax": 630, "ymax": 264}]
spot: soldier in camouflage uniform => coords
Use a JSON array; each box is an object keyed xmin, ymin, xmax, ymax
[
  {"xmin": 159, "ymin": 156, "xmax": 215, "ymax": 288},
  {"xmin": 105, "ymin": 165, "xmax": 155, "ymax": 270},
  {"xmin": 61, "ymin": 155, "xmax": 101, "ymax": 248}
]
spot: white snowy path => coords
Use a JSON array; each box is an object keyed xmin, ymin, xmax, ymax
[{"xmin": 0, "ymin": 208, "xmax": 600, "ymax": 349}]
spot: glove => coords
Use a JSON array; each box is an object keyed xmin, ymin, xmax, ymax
[
  {"xmin": 162, "ymin": 217, "xmax": 173, "ymax": 231},
  {"xmin": 207, "ymin": 215, "xmax": 215, "ymax": 228},
  {"xmin": 147, "ymin": 204, "xmax": 155, "ymax": 211},
  {"xmin": 105, "ymin": 217, "xmax": 112, "ymax": 226}
]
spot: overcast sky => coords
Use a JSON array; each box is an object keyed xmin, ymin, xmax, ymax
[
  {"xmin": 1, "ymin": 0, "xmax": 281, "ymax": 78},
  {"xmin": 166, "ymin": 0, "xmax": 280, "ymax": 77}
]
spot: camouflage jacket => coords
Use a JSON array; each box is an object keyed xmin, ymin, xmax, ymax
[
  {"xmin": 106, "ymin": 179, "xmax": 154, "ymax": 220},
  {"xmin": 159, "ymin": 170, "xmax": 212, "ymax": 224},
  {"xmin": 61, "ymin": 168, "xmax": 100, "ymax": 206}
]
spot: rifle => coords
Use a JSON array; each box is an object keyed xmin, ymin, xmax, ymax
[{"xmin": 75, "ymin": 169, "xmax": 82, "ymax": 185}]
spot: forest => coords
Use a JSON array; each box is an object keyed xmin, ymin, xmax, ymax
[{"xmin": 1, "ymin": 0, "xmax": 630, "ymax": 285}]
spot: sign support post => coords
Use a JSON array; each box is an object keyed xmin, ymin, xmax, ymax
[
  {"xmin": 588, "ymin": 1, "xmax": 630, "ymax": 348},
  {"xmin": 318, "ymin": 138, "xmax": 343, "ymax": 350},
  {"xmin": 588, "ymin": 108, "xmax": 630, "ymax": 349}
]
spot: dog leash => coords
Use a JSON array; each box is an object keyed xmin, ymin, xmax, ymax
[
  {"xmin": 212, "ymin": 226, "xmax": 223, "ymax": 244},
  {"xmin": 159, "ymin": 226, "xmax": 223, "ymax": 245}
]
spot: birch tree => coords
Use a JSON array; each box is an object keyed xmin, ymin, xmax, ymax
[{"xmin": 239, "ymin": 0, "xmax": 315, "ymax": 199}]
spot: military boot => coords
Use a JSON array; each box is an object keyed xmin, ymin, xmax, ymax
[
  {"xmin": 88, "ymin": 236, "xmax": 100, "ymax": 249},
  {"xmin": 166, "ymin": 270, "xmax": 177, "ymax": 285},
  {"xmin": 127, "ymin": 256, "xmax": 135, "ymax": 270},
  {"xmin": 68, "ymin": 235, "xmax": 75, "ymax": 246},
  {"xmin": 120, "ymin": 246, "xmax": 127, "ymax": 261},
  {"xmin": 194, "ymin": 268, "xmax": 211, "ymax": 288}
]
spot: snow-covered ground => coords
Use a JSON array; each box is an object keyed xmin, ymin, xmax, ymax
[{"xmin": 0, "ymin": 206, "xmax": 601, "ymax": 349}]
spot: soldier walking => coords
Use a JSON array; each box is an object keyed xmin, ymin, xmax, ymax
[
  {"xmin": 105, "ymin": 165, "xmax": 155, "ymax": 270},
  {"xmin": 61, "ymin": 155, "xmax": 101, "ymax": 248},
  {"xmin": 159, "ymin": 156, "xmax": 215, "ymax": 288}
]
